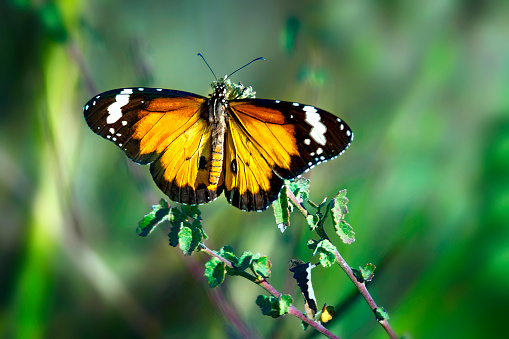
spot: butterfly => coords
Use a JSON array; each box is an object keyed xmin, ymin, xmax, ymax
[{"xmin": 83, "ymin": 63, "xmax": 353, "ymax": 212}]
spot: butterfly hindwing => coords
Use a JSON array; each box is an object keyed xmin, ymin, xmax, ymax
[
  {"xmin": 150, "ymin": 117, "xmax": 223, "ymax": 205},
  {"xmin": 224, "ymin": 117, "xmax": 284, "ymax": 211},
  {"xmin": 84, "ymin": 87, "xmax": 221, "ymax": 205}
]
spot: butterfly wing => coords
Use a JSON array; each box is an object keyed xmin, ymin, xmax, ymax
[
  {"xmin": 224, "ymin": 99, "xmax": 353, "ymax": 211},
  {"xmin": 84, "ymin": 88, "xmax": 223, "ymax": 205}
]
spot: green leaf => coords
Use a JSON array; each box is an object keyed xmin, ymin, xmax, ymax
[
  {"xmin": 204, "ymin": 257, "xmax": 226, "ymax": 288},
  {"xmin": 331, "ymin": 190, "xmax": 349, "ymax": 218},
  {"xmin": 252, "ymin": 256, "xmax": 271, "ymax": 278},
  {"xmin": 256, "ymin": 295, "xmax": 292, "ymax": 318},
  {"xmin": 331, "ymin": 190, "xmax": 355, "ymax": 244},
  {"xmin": 308, "ymin": 239, "xmax": 337, "ymax": 268},
  {"xmin": 181, "ymin": 204, "xmax": 201, "ymax": 220},
  {"xmin": 168, "ymin": 221, "xmax": 181, "ymax": 247},
  {"xmin": 136, "ymin": 199, "xmax": 170, "ymax": 237},
  {"xmin": 272, "ymin": 185, "xmax": 291, "ymax": 232},
  {"xmin": 374, "ymin": 307, "xmax": 390, "ymax": 322},
  {"xmin": 178, "ymin": 225, "xmax": 202, "ymax": 256},
  {"xmin": 353, "ymin": 263, "xmax": 376, "ymax": 283},
  {"xmin": 238, "ymin": 252, "xmax": 254, "ymax": 271},
  {"xmin": 306, "ymin": 214, "xmax": 320, "ymax": 230},
  {"xmin": 279, "ymin": 294, "xmax": 293, "ymax": 314},
  {"xmin": 360, "ymin": 263, "xmax": 376, "ymax": 282},
  {"xmin": 288, "ymin": 178, "xmax": 310, "ymax": 202},
  {"xmin": 334, "ymin": 220, "xmax": 355, "ymax": 244},
  {"xmin": 219, "ymin": 246, "xmax": 238, "ymax": 265}
]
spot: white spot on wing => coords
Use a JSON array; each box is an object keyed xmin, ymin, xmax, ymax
[
  {"xmin": 316, "ymin": 147, "xmax": 323, "ymax": 155},
  {"xmin": 122, "ymin": 121, "xmax": 127, "ymax": 126},
  {"xmin": 303, "ymin": 105, "xmax": 317, "ymax": 113},
  {"xmin": 156, "ymin": 88, "xmax": 162, "ymax": 91},
  {"xmin": 304, "ymin": 139, "xmax": 311, "ymax": 145},
  {"xmin": 346, "ymin": 130, "xmax": 351, "ymax": 137},
  {"xmin": 340, "ymin": 124, "xmax": 344, "ymax": 130},
  {"xmin": 304, "ymin": 110, "xmax": 327, "ymax": 146},
  {"xmin": 292, "ymin": 102, "xmax": 299, "ymax": 106},
  {"xmin": 109, "ymin": 128, "xmax": 115, "ymax": 134},
  {"xmin": 275, "ymin": 100, "xmax": 280, "ymax": 103},
  {"xmin": 106, "ymin": 89, "xmax": 133, "ymax": 124},
  {"xmin": 138, "ymin": 88, "xmax": 144, "ymax": 91},
  {"xmin": 85, "ymin": 105, "xmax": 89, "ymax": 110}
]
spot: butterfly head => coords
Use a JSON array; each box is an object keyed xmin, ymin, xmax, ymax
[{"xmin": 211, "ymin": 76, "xmax": 257, "ymax": 101}]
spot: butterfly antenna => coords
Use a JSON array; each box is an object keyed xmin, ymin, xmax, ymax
[
  {"xmin": 228, "ymin": 57, "xmax": 265, "ymax": 78},
  {"xmin": 197, "ymin": 53, "xmax": 218, "ymax": 81}
]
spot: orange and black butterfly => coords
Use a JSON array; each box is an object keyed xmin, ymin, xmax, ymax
[{"xmin": 83, "ymin": 61, "xmax": 353, "ymax": 212}]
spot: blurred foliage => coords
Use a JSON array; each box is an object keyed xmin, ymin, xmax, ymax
[{"xmin": 1, "ymin": 0, "xmax": 509, "ymax": 338}]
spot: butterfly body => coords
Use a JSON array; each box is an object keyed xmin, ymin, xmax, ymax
[{"xmin": 84, "ymin": 77, "xmax": 353, "ymax": 211}]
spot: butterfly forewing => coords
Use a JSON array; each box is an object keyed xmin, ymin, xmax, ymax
[
  {"xmin": 84, "ymin": 88, "xmax": 206, "ymax": 164},
  {"xmin": 229, "ymin": 99, "xmax": 353, "ymax": 180}
]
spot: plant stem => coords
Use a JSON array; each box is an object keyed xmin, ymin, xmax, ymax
[
  {"xmin": 285, "ymin": 188, "xmax": 398, "ymax": 339},
  {"xmin": 198, "ymin": 243, "xmax": 341, "ymax": 339}
]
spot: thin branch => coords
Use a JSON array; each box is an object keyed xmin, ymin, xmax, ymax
[
  {"xmin": 285, "ymin": 188, "xmax": 398, "ymax": 339},
  {"xmin": 198, "ymin": 243, "xmax": 341, "ymax": 339}
]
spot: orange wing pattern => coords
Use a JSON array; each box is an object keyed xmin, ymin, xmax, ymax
[
  {"xmin": 84, "ymin": 84, "xmax": 353, "ymax": 212},
  {"xmin": 224, "ymin": 99, "xmax": 353, "ymax": 211},
  {"xmin": 84, "ymin": 88, "xmax": 222, "ymax": 205}
]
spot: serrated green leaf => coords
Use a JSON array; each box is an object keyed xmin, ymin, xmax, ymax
[
  {"xmin": 351, "ymin": 268, "xmax": 363, "ymax": 282},
  {"xmin": 306, "ymin": 214, "xmax": 320, "ymax": 230},
  {"xmin": 168, "ymin": 222, "xmax": 181, "ymax": 247},
  {"xmin": 279, "ymin": 294, "xmax": 293, "ymax": 314},
  {"xmin": 288, "ymin": 178, "xmax": 310, "ymax": 202},
  {"xmin": 256, "ymin": 295, "xmax": 291, "ymax": 318},
  {"xmin": 178, "ymin": 226, "xmax": 193, "ymax": 255},
  {"xmin": 219, "ymin": 246, "xmax": 238, "ymax": 265},
  {"xmin": 252, "ymin": 256, "xmax": 271, "ymax": 278},
  {"xmin": 335, "ymin": 220, "xmax": 355, "ymax": 244},
  {"xmin": 360, "ymin": 263, "xmax": 376, "ymax": 282},
  {"xmin": 273, "ymin": 185, "xmax": 290, "ymax": 232},
  {"xmin": 332, "ymin": 190, "xmax": 349, "ymax": 218},
  {"xmin": 136, "ymin": 199, "xmax": 170, "ymax": 237},
  {"xmin": 375, "ymin": 307, "xmax": 390, "ymax": 322},
  {"xmin": 331, "ymin": 190, "xmax": 355, "ymax": 244},
  {"xmin": 178, "ymin": 225, "xmax": 202, "ymax": 256},
  {"xmin": 181, "ymin": 204, "xmax": 201, "ymax": 220},
  {"xmin": 308, "ymin": 239, "xmax": 337, "ymax": 268},
  {"xmin": 204, "ymin": 257, "xmax": 226, "ymax": 288},
  {"xmin": 256, "ymin": 295, "xmax": 278, "ymax": 318},
  {"xmin": 238, "ymin": 252, "xmax": 254, "ymax": 271}
]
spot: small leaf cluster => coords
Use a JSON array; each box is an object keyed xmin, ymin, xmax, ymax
[
  {"xmin": 256, "ymin": 295, "xmax": 293, "ymax": 318},
  {"xmin": 137, "ymin": 200, "xmax": 205, "ymax": 256},
  {"xmin": 204, "ymin": 246, "xmax": 272, "ymax": 287}
]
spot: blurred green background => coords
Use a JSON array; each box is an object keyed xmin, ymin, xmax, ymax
[{"xmin": 2, "ymin": 0, "xmax": 509, "ymax": 338}]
